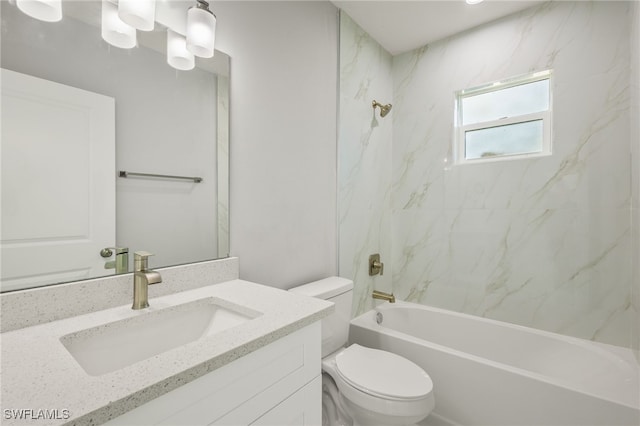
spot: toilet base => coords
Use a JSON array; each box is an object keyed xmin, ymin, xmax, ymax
[
  {"xmin": 342, "ymin": 394, "xmax": 427, "ymax": 426},
  {"xmin": 322, "ymin": 373, "xmax": 352, "ymax": 426}
]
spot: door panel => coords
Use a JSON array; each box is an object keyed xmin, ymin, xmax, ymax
[{"xmin": 1, "ymin": 68, "xmax": 115, "ymax": 291}]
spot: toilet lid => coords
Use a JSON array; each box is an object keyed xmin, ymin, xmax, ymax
[{"xmin": 335, "ymin": 344, "xmax": 433, "ymax": 400}]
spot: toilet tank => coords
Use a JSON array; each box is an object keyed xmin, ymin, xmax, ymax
[{"xmin": 289, "ymin": 277, "xmax": 354, "ymax": 357}]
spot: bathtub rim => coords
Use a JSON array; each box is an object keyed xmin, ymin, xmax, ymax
[{"xmin": 350, "ymin": 300, "xmax": 640, "ymax": 411}]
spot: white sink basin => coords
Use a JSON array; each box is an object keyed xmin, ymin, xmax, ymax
[{"xmin": 60, "ymin": 297, "xmax": 261, "ymax": 376}]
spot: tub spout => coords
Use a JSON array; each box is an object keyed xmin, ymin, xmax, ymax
[{"xmin": 372, "ymin": 290, "xmax": 395, "ymax": 303}]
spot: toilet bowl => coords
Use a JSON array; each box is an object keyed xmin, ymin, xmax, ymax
[
  {"xmin": 323, "ymin": 344, "xmax": 434, "ymax": 426},
  {"xmin": 289, "ymin": 277, "xmax": 435, "ymax": 426}
]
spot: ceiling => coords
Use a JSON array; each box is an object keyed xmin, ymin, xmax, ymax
[
  {"xmin": 331, "ymin": 0, "xmax": 545, "ymax": 55},
  {"xmin": 61, "ymin": 0, "xmax": 543, "ymax": 64}
]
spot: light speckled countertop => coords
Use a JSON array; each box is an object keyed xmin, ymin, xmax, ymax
[{"xmin": 0, "ymin": 280, "xmax": 333, "ymax": 426}]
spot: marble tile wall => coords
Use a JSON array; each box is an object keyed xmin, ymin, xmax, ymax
[
  {"xmin": 391, "ymin": 2, "xmax": 634, "ymax": 347},
  {"xmin": 338, "ymin": 12, "xmax": 393, "ymax": 316},
  {"xmin": 217, "ymin": 75, "xmax": 230, "ymax": 258},
  {"xmin": 631, "ymin": 0, "xmax": 640, "ymax": 359}
]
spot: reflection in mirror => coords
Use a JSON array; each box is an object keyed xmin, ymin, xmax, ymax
[{"xmin": 0, "ymin": 0, "xmax": 230, "ymax": 292}]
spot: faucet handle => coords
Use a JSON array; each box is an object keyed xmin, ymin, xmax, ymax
[
  {"xmin": 134, "ymin": 251, "xmax": 154, "ymax": 259},
  {"xmin": 374, "ymin": 260, "xmax": 384, "ymax": 275},
  {"xmin": 369, "ymin": 253, "xmax": 384, "ymax": 276},
  {"xmin": 100, "ymin": 246, "xmax": 129, "ymax": 258},
  {"xmin": 134, "ymin": 251, "xmax": 154, "ymax": 271}
]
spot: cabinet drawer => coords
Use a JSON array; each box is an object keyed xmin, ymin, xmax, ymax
[
  {"xmin": 106, "ymin": 322, "xmax": 321, "ymax": 426},
  {"xmin": 250, "ymin": 376, "xmax": 321, "ymax": 426}
]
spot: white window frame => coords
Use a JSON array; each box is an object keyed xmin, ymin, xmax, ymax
[{"xmin": 454, "ymin": 70, "xmax": 553, "ymax": 165}]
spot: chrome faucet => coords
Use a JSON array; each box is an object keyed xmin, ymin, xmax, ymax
[
  {"xmin": 132, "ymin": 251, "xmax": 162, "ymax": 310},
  {"xmin": 372, "ymin": 290, "xmax": 395, "ymax": 303}
]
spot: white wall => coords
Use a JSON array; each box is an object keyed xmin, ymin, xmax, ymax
[
  {"xmin": 213, "ymin": 1, "xmax": 339, "ymax": 289},
  {"xmin": 2, "ymin": 1, "xmax": 339, "ymax": 291}
]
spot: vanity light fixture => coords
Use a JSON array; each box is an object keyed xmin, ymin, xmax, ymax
[
  {"xmin": 14, "ymin": 0, "xmax": 215, "ymax": 72},
  {"xmin": 118, "ymin": 0, "xmax": 156, "ymax": 31},
  {"xmin": 465, "ymin": 0, "xmax": 484, "ymax": 4},
  {"xmin": 16, "ymin": 0, "xmax": 62, "ymax": 22},
  {"xmin": 167, "ymin": 29, "xmax": 195, "ymax": 71},
  {"xmin": 101, "ymin": 0, "xmax": 137, "ymax": 49},
  {"xmin": 186, "ymin": 0, "xmax": 217, "ymax": 58}
]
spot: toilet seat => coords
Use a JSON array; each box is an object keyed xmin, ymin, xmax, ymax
[
  {"xmin": 324, "ymin": 344, "xmax": 435, "ymax": 422},
  {"xmin": 335, "ymin": 344, "xmax": 433, "ymax": 401}
]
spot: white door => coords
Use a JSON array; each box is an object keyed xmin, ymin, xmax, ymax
[{"xmin": 1, "ymin": 68, "xmax": 116, "ymax": 291}]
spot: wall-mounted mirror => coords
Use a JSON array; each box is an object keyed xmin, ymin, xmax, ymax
[{"xmin": 0, "ymin": 0, "xmax": 230, "ymax": 292}]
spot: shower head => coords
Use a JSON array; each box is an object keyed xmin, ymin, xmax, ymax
[{"xmin": 372, "ymin": 100, "xmax": 392, "ymax": 117}]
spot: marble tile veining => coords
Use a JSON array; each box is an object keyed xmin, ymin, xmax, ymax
[
  {"xmin": 630, "ymin": 0, "xmax": 640, "ymax": 361},
  {"xmin": 341, "ymin": 1, "xmax": 637, "ymax": 348},
  {"xmin": 338, "ymin": 12, "xmax": 394, "ymax": 316},
  {"xmin": 389, "ymin": 1, "xmax": 634, "ymax": 347}
]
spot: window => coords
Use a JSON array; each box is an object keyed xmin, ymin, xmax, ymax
[{"xmin": 455, "ymin": 70, "xmax": 552, "ymax": 164}]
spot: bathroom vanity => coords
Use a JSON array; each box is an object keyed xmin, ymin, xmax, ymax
[
  {"xmin": 105, "ymin": 322, "xmax": 321, "ymax": 425},
  {"xmin": 0, "ymin": 259, "xmax": 332, "ymax": 425}
]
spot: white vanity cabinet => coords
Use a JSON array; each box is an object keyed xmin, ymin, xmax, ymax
[{"xmin": 105, "ymin": 322, "xmax": 321, "ymax": 426}]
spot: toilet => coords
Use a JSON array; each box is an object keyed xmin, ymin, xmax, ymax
[{"xmin": 290, "ymin": 277, "xmax": 434, "ymax": 426}]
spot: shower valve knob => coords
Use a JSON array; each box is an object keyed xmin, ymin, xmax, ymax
[{"xmin": 369, "ymin": 253, "xmax": 384, "ymax": 276}]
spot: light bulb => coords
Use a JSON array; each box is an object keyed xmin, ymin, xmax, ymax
[
  {"xmin": 118, "ymin": 0, "xmax": 155, "ymax": 31},
  {"xmin": 186, "ymin": 3, "xmax": 216, "ymax": 58},
  {"xmin": 16, "ymin": 0, "xmax": 62, "ymax": 22},
  {"xmin": 167, "ymin": 29, "xmax": 195, "ymax": 71},
  {"xmin": 102, "ymin": 1, "xmax": 136, "ymax": 49}
]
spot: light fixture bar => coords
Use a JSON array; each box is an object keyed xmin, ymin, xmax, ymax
[{"xmin": 15, "ymin": 0, "xmax": 216, "ymax": 72}]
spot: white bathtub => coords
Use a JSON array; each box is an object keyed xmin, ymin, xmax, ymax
[{"xmin": 349, "ymin": 301, "xmax": 640, "ymax": 426}]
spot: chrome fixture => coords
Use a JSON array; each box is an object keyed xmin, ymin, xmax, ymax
[
  {"xmin": 372, "ymin": 290, "xmax": 395, "ymax": 303},
  {"xmin": 119, "ymin": 170, "xmax": 203, "ymax": 183},
  {"xmin": 102, "ymin": 247, "xmax": 129, "ymax": 274},
  {"xmin": 372, "ymin": 100, "xmax": 392, "ymax": 118},
  {"xmin": 369, "ymin": 253, "xmax": 384, "ymax": 276},
  {"xmin": 132, "ymin": 251, "xmax": 162, "ymax": 310}
]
